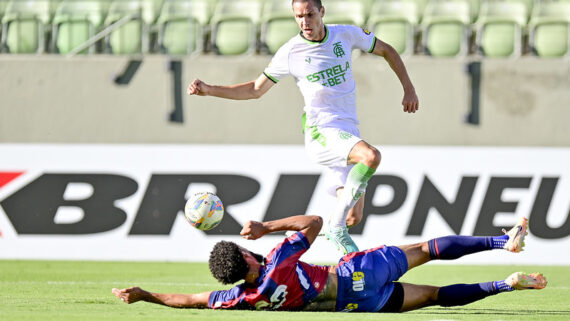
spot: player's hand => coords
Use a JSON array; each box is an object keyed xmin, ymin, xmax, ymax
[
  {"xmin": 402, "ymin": 89, "xmax": 419, "ymax": 113},
  {"xmin": 112, "ymin": 287, "xmax": 147, "ymax": 304},
  {"xmin": 187, "ymin": 78, "xmax": 208, "ymax": 96},
  {"xmin": 240, "ymin": 220, "xmax": 268, "ymax": 240}
]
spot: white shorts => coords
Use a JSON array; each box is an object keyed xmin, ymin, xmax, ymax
[{"xmin": 304, "ymin": 126, "xmax": 362, "ymax": 195}]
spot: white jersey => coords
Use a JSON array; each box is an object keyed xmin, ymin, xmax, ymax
[{"xmin": 264, "ymin": 24, "xmax": 376, "ymax": 129}]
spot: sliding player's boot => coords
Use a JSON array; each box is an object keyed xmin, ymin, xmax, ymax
[
  {"xmin": 325, "ymin": 226, "xmax": 359, "ymax": 255},
  {"xmin": 502, "ymin": 217, "xmax": 528, "ymax": 253},
  {"xmin": 505, "ymin": 272, "xmax": 547, "ymax": 290}
]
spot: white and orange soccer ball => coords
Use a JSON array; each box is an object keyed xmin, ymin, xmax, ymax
[{"xmin": 184, "ymin": 192, "xmax": 224, "ymax": 231}]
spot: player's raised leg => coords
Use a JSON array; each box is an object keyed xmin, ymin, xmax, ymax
[
  {"xmin": 396, "ymin": 271, "xmax": 547, "ymax": 312},
  {"xmin": 399, "ymin": 217, "xmax": 529, "ymax": 270},
  {"xmin": 326, "ymin": 141, "xmax": 380, "ymax": 254}
]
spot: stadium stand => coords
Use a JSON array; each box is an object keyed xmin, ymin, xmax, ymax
[
  {"xmin": 441, "ymin": 0, "xmax": 481, "ymax": 23},
  {"xmin": 1, "ymin": 0, "xmax": 53, "ymax": 53},
  {"xmin": 51, "ymin": 0, "xmax": 105, "ymax": 54},
  {"xmin": 407, "ymin": 0, "xmax": 429, "ymax": 22},
  {"xmin": 475, "ymin": 0, "xmax": 528, "ymax": 57},
  {"xmin": 528, "ymin": 0, "xmax": 570, "ymax": 57},
  {"xmin": 465, "ymin": 0, "xmax": 481, "ymax": 23},
  {"xmin": 156, "ymin": 0, "xmax": 210, "ymax": 55},
  {"xmin": 361, "ymin": 0, "xmax": 375, "ymax": 12},
  {"xmin": 103, "ymin": 0, "xmax": 146, "ymax": 54},
  {"xmin": 209, "ymin": 0, "xmax": 263, "ymax": 55},
  {"xmin": 0, "ymin": 0, "xmax": 568, "ymax": 58},
  {"xmin": 367, "ymin": 0, "xmax": 419, "ymax": 55},
  {"xmin": 205, "ymin": 0, "xmax": 217, "ymax": 17},
  {"xmin": 0, "ymin": 1, "xmax": 7, "ymax": 19},
  {"xmin": 420, "ymin": 0, "xmax": 471, "ymax": 56},
  {"xmin": 505, "ymin": 0, "xmax": 535, "ymax": 22},
  {"xmin": 322, "ymin": 0, "xmax": 367, "ymax": 26},
  {"xmin": 260, "ymin": 0, "xmax": 298, "ymax": 54},
  {"xmin": 102, "ymin": 0, "xmax": 163, "ymax": 54},
  {"xmin": 0, "ymin": 1, "xmax": 7, "ymax": 42},
  {"xmin": 143, "ymin": 0, "xmax": 164, "ymax": 24}
]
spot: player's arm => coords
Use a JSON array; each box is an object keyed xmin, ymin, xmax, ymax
[
  {"xmin": 370, "ymin": 38, "xmax": 419, "ymax": 113},
  {"xmin": 112, "ymin": 287, "xmax": 210, "ymax": 309},
  {"xmin": 186, "ymin": 73, "xmax": 274, "ymax": 100},
  {"xmin": 240, "ymin": 215, "xmax": 323, "ymax": 245}
]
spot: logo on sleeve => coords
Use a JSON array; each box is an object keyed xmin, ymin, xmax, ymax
[{"xmin": 361, "ymin": 27, "xmax": 371, "ymax": 35}]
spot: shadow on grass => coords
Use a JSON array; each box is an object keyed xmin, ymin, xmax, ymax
[{"xmin": 408, "ymin": 308, "xmax": 570, "ymax": 316}]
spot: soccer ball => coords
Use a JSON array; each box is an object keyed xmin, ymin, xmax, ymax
[{"xmin": 184, "ymin": 192, "xmax": 224, "ymax": 231}]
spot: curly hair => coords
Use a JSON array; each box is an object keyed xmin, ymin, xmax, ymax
[{"xmin": 209, "ymin": 241, "xmax": 249, "ymax": 284}]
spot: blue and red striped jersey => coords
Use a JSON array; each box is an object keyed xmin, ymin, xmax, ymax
[{"xmin": 208, "ymin": 231, "xmax": 330, "ymax": 310}]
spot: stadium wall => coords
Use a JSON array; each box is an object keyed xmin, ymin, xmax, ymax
[{"xmin": 0, "ymin": 55, "xmax": 569, "ymax": 145}]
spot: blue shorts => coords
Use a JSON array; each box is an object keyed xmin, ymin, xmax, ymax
[{"xmin": 335, "ymin": 246, "xmax": 408, "ymax": 312}]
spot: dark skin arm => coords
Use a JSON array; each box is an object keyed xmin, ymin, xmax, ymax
[
  {"xmin": 240, "ymin": 215, "xmax": 323, "ymax": 245},
  {"xmin": 111, "ymin": 287, "xmax": 210, "ymax": 308},
  {"xmin": 112, "ymin": 215, "xmax": 323, "ymax": 308}
]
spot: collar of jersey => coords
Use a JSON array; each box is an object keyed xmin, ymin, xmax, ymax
[{"xmin": 298, "ymin": 25, "xmax": 329, "ymax": 45}]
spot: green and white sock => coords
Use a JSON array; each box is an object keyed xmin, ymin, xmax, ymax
[{"xmin": 329, "ymin": 163, "xmax": 376, "ymax": 229}]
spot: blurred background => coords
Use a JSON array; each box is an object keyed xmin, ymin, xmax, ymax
[{"xmin": 0, "ymin": 0, "xmax": 568, "ymax": 264}]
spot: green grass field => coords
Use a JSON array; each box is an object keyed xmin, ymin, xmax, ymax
[{"xmin": 1, "ymin": 260, "xmax": 569, "ymax": 321}]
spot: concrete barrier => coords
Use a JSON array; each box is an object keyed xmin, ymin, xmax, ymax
[{"xmin": 0, "ymin": 55, "xmax": 568, "ymax": 146}]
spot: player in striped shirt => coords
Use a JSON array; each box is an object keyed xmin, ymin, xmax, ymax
[{"xmin": 112, "ymin": 216, "xmax": 546, "ymax": 312}]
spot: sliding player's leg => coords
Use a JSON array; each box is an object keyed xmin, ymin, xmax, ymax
[
  {"xmin": 398, "ymin": 217, "xmax": 529, "ymax": 270},
  {"xmin": 395, "ymin": 272, "xmax": 547, "ymax": 312},
  {"xmin": 427, "ymin": 216, "xmax": 528, "ymax": 260}
]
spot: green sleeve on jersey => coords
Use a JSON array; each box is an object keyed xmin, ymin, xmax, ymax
[
  {"xmin": 263, "ymin": 72, "xmax": 279, "ymax": 83},
  {"xmin": 368, "ymin": 37, "xmax": 377, "ymax": 53}
]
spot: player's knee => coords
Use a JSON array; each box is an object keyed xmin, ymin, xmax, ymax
[{"xmin": 363, "ymin": 147, "xmax": 381, "ymax": 169}]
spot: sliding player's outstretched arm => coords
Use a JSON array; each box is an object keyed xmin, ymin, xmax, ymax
[
  {"xmin": 187, "ymin": 73, "xmax": 274, "ymax": 100},
  {"xmin": 112, "ymin": 287, "xmax": 210, "ymax": 308},
  {"xmin": 240, "ymin": 215, "xmax": 323, "ymax": 245}
]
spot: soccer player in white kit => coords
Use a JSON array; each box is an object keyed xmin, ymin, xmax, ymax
[{"xmin": 187, "ymin": 0, "xmax": 419, "ymax": 255}]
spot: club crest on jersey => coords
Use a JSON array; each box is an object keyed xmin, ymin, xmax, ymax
[
  {"xmin": 333, "ymin": 42, "xmax": 345, "ymax": 58},
  {"xmin": 361, "ymin": 27, "xmax": 371, "ymax": 35}
]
